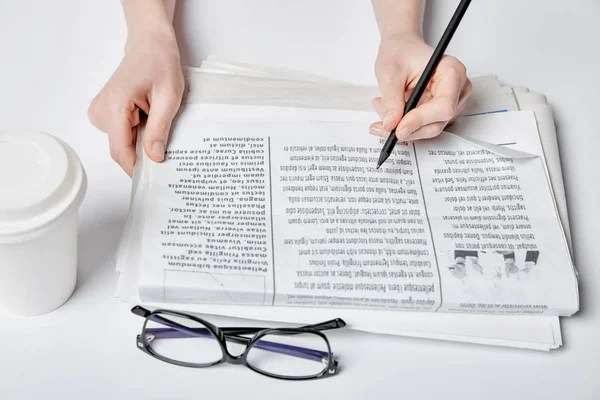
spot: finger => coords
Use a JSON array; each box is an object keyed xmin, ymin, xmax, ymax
[
  {"xmin": 394, "ymin": 97, "xmax": 456, "ymax": 140},
  {"xmin": 396, "ymin": 60, "xmax": 466, "ymax": 140},
  {"xmin": 88, "ymin": 94, "xmax": 139, "ymax": 175},
  {"xmin": 371, "ymin": 97, "xmax": 383, "ymax": 119},
  {"xmin": 143, "ymin": 88, "xmax": 182, "ymax": 163},
  {"xmin": 375, "ymin": 68, "xmax": 407, "ymax": 131},
  {"xmin": 459, "ymin": 77, "xmax": 473, "ymax": 105},
  {"xmin": 130, "ymin": 109, "xmax": 141, "ymax": 127},
  {"xmin": 108, "ymin": 119, "xmax": 137, "ymax": 176},
  {"xmin": 87, "ymin": 91, "xmax": 114, "ymax": 134},
  {"xmin": 368, "ymin": 121, "xmax": 390, "ymax": 138},
  {"xmin": 449, "ymin": 78, "xmax": 473, "ymax": 124},
  {"xmin": 405, "ymin": 121, "xmax": 447, "ymax": 142}
]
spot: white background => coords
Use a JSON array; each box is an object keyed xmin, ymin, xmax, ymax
[{"xmin": 0, "ymin": 1, "xmax": 599, "ymax": 399}]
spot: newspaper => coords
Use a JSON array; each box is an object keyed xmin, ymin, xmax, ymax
[
  {"xmin": 128, "ymin": 102, "xmax": 577, "ymax": 316},
  {"xmin": 114, "ymin": 58, "xmax": 576, "ymax": 350}
]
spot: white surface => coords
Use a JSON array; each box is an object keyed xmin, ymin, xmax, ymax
[{"xmin": 0, "ymin": 0, "xmax": 598, "ymax": 399}]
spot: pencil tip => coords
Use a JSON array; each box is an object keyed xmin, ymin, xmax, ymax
[{"xmin": 377, "ymin": 151, "xmax": 389, "ymax": 169}]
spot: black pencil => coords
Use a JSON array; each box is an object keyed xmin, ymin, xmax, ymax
[{"xmin": 376, "ymin": 0, "xmax": 472, "ymax": 169}]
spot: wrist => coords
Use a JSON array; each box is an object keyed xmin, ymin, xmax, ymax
[
  {"xmin": 125, "ymin": 24, "xmax": 177, "ymax": 52},
  {"xmin": 124, "ymin": 24, "xmax": 179, "ymax": 62},
  {"xmin": 371, "ymin": 0, "xmax": 424, "ymax": 41},
  {"xmin": 122, "ymin": 0, "xmax": 178, "ymax": 54},
  {"xmin": 380, "ymin": 29, "xmax": 423, "ymax": 43}
]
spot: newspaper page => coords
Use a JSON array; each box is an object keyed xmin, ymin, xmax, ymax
[{"xmin": 136, "ymin": 104, "xmax": 578, "ymax": 316}]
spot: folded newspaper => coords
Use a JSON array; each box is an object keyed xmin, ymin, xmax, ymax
[{"xmin": 115, "ymin": 56, "xmax": 579, "ymax": 350}]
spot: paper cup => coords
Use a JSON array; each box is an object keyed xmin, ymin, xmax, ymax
[{"xmin": 0, "ymin": 129, "xmax": 87, "ymax": 316}]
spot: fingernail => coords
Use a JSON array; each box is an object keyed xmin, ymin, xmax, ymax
[
  {"xmin": 369, "ymin": 126, "xmax": 387, "ymax": 137},
  {"xmin": 396, "ymin": 126, "xmax": 412, "ymax": 141},
  {"xmin": 152, "ymin": 141, "xmax": 165, "ymax": 160},
  {"xmin": 382, "ymin": 112, "xmax": 395, "ymax": 127}
]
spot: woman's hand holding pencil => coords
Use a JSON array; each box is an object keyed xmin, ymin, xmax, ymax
[
  {"xmin": 369, "ymin": 34, "xmax": 472, "ymax": 142},
  {"xmin": 369, "ymin": 0, "xmax": 473, "ymax": 167}
]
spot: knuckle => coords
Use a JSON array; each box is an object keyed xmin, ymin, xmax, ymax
[
  {"xmin": 166, "ymin": 76, "xmax": 185, "ymax": 100},
  {"xmin": 440, "ymin": 101, "xmax": 456, "ymax": 120},
  {"xmin": 374, "ymin": 54, "xmax": 386, "ymax": 74},
  {"xmin": 442, "ymin": 56, "xmax": 467, "ymax": 78},
  {"xmin": 464, "ymin": 79, "xmax": 474, "ymax": 95},
  {"xmin": 177, "ymin": 71, "xmax": 186, "ymax": 91},
  {"xmin": 374, "ymin": 61, "xmax": 386, "ymax": 78},
  {"xmin": 164, "ymin": 86, "xmax": 182, "ymax": 103},
  {"xmin": 109, "ymin": 146, "xmax": 120, "ymax": 162},
  {"xmin": 450, "ymin": 58, "xmax": 467, "ymax": 77},
  {"xmin": 122, "ymin": 100, "xmax": 139, "ymax": 120},
  {"xmin": 125, "ymin": 100, "xmax": 137, "ymax": 113},
  {"xmin": 455, "ymin": 62, "xmax": 467, "ymax": 77},
  {"xmin": 117, "ymin": 100, "xmax": 136, "ymax": 119},
  {"xmin": 87, "ymin": 103, "xmax": 99, "ymax": 126},
  {"xmin": 421, "ymin": 125, "xmax": 442, "ymax": 139},
  {"xmin": 427, "ymin": 126, "xmax": 443, "ymax": 138},
  {"xmin": 87, "ymin": 94, "xmax": 105, "ymax": 127},
  {"xmin": 97, "ymin": 86, "xmax": 117, "ymax": 106},
  {"xmin": 88, "ymin": 87, "xmax": 133, "ymax": 131}
]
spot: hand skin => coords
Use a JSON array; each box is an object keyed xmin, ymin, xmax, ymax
[
  {"xmin": 370, "ymin": 0, "xmax": 472, "ymax": 142},
  {"xmin": 90, "ymin": 0, "xmax": 471, "ymax": 174},
  {"xmin": 88, "ymin": 0, "xmax": 182, "ymax": 176}
]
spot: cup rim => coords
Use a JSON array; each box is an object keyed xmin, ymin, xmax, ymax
[{"xmin": 0, "ymin": 131, "xmax": 87, "ymax": 243}]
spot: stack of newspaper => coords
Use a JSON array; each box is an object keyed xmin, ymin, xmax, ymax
[{"xmin": 115, "ymin": 56, "xmax": 579, "ymax": 351}]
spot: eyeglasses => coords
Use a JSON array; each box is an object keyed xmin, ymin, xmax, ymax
[{"xmin": 131, "ymin": 306, "xmax": 346, "ymax": 380}]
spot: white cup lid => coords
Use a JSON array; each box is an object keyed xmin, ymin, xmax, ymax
[{"xmin": 0, "ymin": 129, "xmax": 86, "ymax": 240}]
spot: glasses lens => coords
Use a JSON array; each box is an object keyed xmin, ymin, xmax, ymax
[
  {"xmin": 144, "ymin": 313, "xmax": 223, "ymax": 366},
  {"xmin": 246, "ymin": 331, "xmax": 330, "ymax": 378}
]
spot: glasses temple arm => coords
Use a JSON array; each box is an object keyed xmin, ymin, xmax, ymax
[
  {"xmin": 132, "ymin": 307, "xmax": 345, "ymax": 334},
  {"xmin": 219, "ymin": 318, "xmax": 346, "ymax": 335},
  {"xmin": 298, "ymin": 318, "xmax": 346, "ymax": 332},
  {"xmin": 131, "ymin": 306, "xmax": 152, "ymax": 318},
  {"xmin": 250, "ymin": 337, "xmax": 330, "ymax": 362}
]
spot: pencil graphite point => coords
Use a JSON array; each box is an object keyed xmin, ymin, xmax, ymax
[{"xmin": 377, "ymin": 151, "xmax": 389, "ymax": 170}]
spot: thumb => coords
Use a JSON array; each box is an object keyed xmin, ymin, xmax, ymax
[
  {"xmin": 143, "ymin": 89, "xmax": 181, "ymax": 162},
  {"xmin": 376, "ymin": 70, "xmax": 407, "ymax": 132}
]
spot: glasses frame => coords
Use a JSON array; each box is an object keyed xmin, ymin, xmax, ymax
[{"xmin": 131, "ymin": 306, "xmax": 345, "ymax": 380}]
